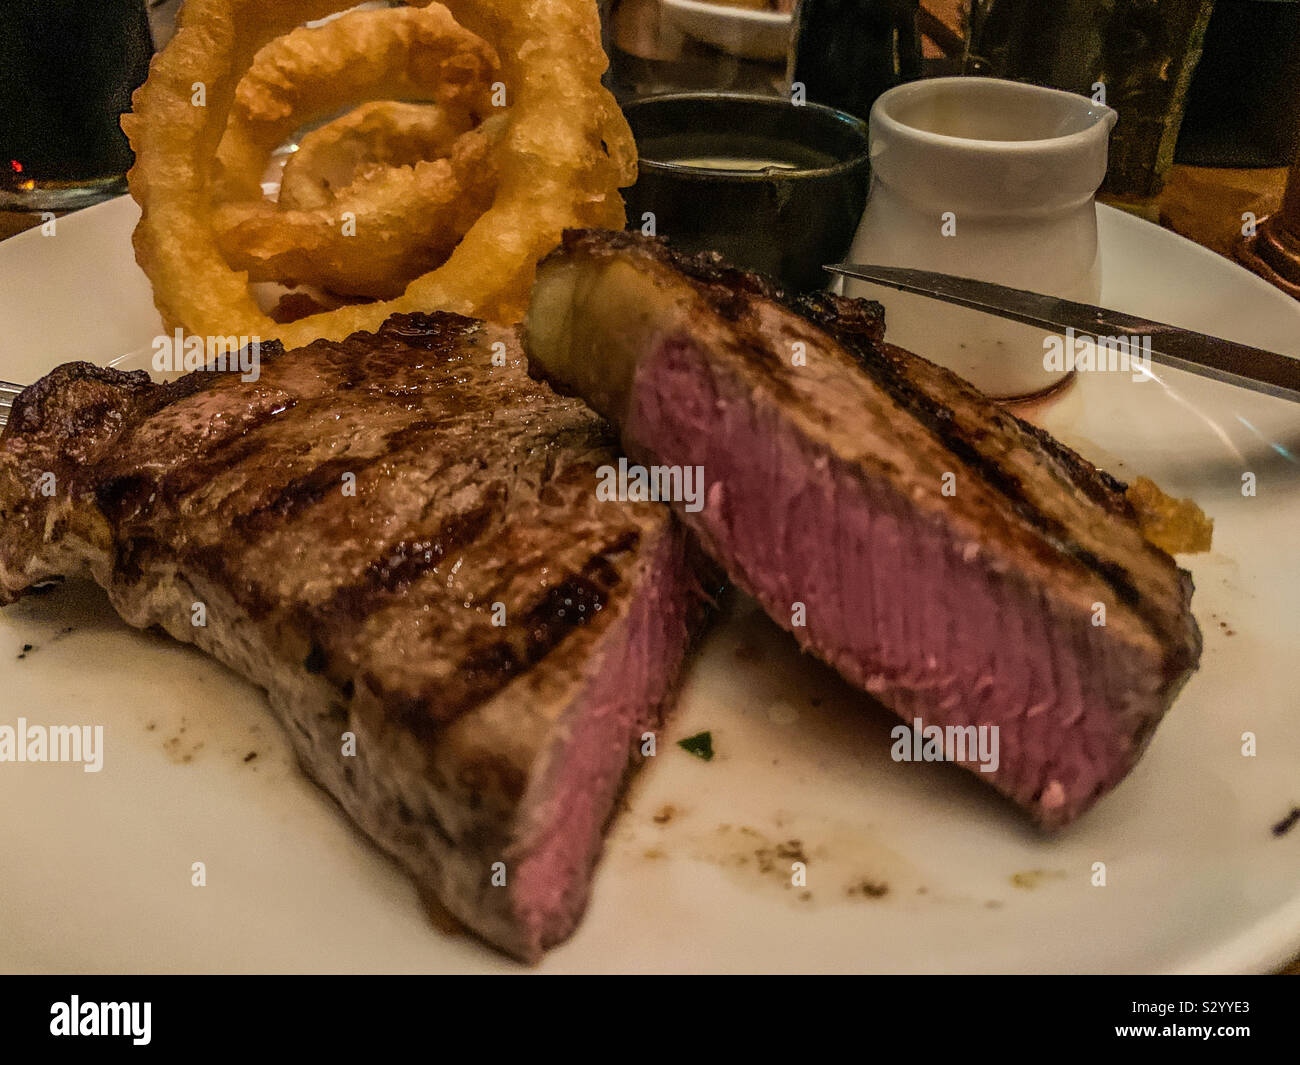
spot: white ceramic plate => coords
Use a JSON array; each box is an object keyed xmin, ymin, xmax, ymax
[
  {"xmin": 660, "ymin": 0, "xmax": 792, "ymax": 63},
  {"xmin": 1, "ymin": 197, "xmax": 1299, "ymax": 974}
]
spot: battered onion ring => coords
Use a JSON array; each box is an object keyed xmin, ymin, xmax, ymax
[
  {"xmin": 219, "ymin": 8, "xmax": 497, "ymax": 297},
  {"xmin": 125, "ymin": 0, "xmax": 635, "ymax": 340},
  {"xmin": 212, "ymin": 4, "xmax": 498, "ymax": 205},
  {"xmin": 278, "ymin": 100, "xmax": 478, "ymax": 212},
  {"xmin": 216, "ymin": 116, "xmax": 505, "ymax": 298}
]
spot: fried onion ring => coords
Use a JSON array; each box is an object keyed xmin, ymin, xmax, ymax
[
  {"xmin": 215, "ymin": 115, "xmax": 506, "ymax": 298},
  {"xmin": 278, "ymin": 100, "xmax": 478, "ymax": 212},
  {"xmin": 211, "ymin": 4, "xmax": 498, "ymax": 205},
  {"xmin": 125, "ymin": 0, "xmax": 635, "ymax": 340}
]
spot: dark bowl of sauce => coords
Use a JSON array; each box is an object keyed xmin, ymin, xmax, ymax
[{"xmin": 622, "ymin": 92, "xmax": 870, "ymax": 293}]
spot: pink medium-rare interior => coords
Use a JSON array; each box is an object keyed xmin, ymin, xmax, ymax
[
  {"xmin": 623, "ymin": 334, "xmax": 1162, "ymax": 827},
  {"xmin": 510, "ymin": 525, "xmax": 694, "ymax": 955}
]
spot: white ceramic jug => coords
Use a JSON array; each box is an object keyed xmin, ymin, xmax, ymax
[{"xmin": 845, "ymin": 77, "xmax": 1118, "ymax": 398}]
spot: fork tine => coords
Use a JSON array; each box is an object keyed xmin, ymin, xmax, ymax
[
  {"xmin": 0, "ymin": 379, "xmax": 26, "ymax": 430},
  {"xmin": 0, "ymin": 383, "xmax": 17, "ymax": 431}
]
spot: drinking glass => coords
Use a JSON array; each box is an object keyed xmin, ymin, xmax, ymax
[
  {"xmin": 0, "ymin": 0, "xmax": 154, "ymax": 212},
  {"xmin": 964, "ymin": 0, "xmax": 1215, "ymax": 214}
]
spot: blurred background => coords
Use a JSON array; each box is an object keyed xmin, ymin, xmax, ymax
[
  {"xmin": 603, "ymin": 0, "xmax": 1300, "ymax": 296},
  {"xmin": 3, "ymin": 0, "xmax": 1300, "ymax": 294}
]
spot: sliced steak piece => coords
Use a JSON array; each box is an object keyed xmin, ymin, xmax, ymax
[
  {"xmin": 0, "ymin": 312, "xmax": 708, "ymax": 961},
  {"xmin": 524, "ymin": 229, "xmax": 1202, "ymax": 829}
]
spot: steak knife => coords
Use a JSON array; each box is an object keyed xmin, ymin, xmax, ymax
[{"xmin": 825, "ymin": 263, "xmax": 1300, "ymax": 405}]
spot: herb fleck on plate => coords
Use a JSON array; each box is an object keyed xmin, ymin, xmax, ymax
[{"xmin": 677, "ymin": 730, "xmax": 714, "ymax": 762}]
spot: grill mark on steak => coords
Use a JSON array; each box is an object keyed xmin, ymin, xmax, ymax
[
  {"xmin": 799, "ymin": 289, "xmax": 1130, "ymax": 508},
  {"xmin": 518, "ymin": 545, "xmax": 630, "ymax": 654},
  {"xmin": 313, "ymin": 501, "xmax": 502, "ymax": 628},
  {"xmin": 231, "ymin": 455, "xmax": 363, "ymax": 534},
  {"xmin": 95, "ymin": 401, "xmax": 305, "ymax": 524},
  {"xmin": 394, "ymin": 532, "xmax": 640, "ymax": 737},
  {"xmin": 0, "ymin": 314, "xmax": 708, "ymax": 961},
  {"xmin": 45, "ymin": 323, "xmax": 666, "ymax": 741},
  {"xmin": 366, "ymin": 511, "xmax": 499, "ymax": 595},
  {"xmin": 95, "ymin": 324, "xmax": 510, "ymax": 537},
  {"xmin": 202, "ymin": 417, "xmax": 463, "ymax": 544},
  {"xmin": 831, "ymin": 336, "xmax": 1145, "ymax": 610},
  {"xmin": 547, "ymin": 230, "xmax": 1186, "ymax": 652},
  {"xmin": 622, "ymin": 243, "xmax": 1153, "ymax": 619},
  {"xmin": 525, "ymin": 228, "xmax": 1204, "ymax": 829},
  {"xmin": 102, "ymin": 366, "xmax": 528, "ymax": 557}
]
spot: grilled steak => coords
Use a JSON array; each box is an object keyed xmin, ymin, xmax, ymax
[
  {"xmin": 0, "ymin": 312, "xmax": 707, "ymax": 961},
  {"xmin": 524, "ymin": 229, "xmax": 1202, "ymax": 829}
]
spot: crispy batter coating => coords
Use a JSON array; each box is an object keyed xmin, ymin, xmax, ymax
[
  {"xmin": 211, "ymin": 5, "xmax": 498, "ymax": 205},
  {"xmin": 1127, "ymin": 476, "xmax": 1214, "ymax": 555},
  {"xmin": 123, "ymin": 0, "xmax": 637, "ymax": 337},
  {"xmin": 278, "ymin": 100, "xmax": 478, "ymax": 212}
]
